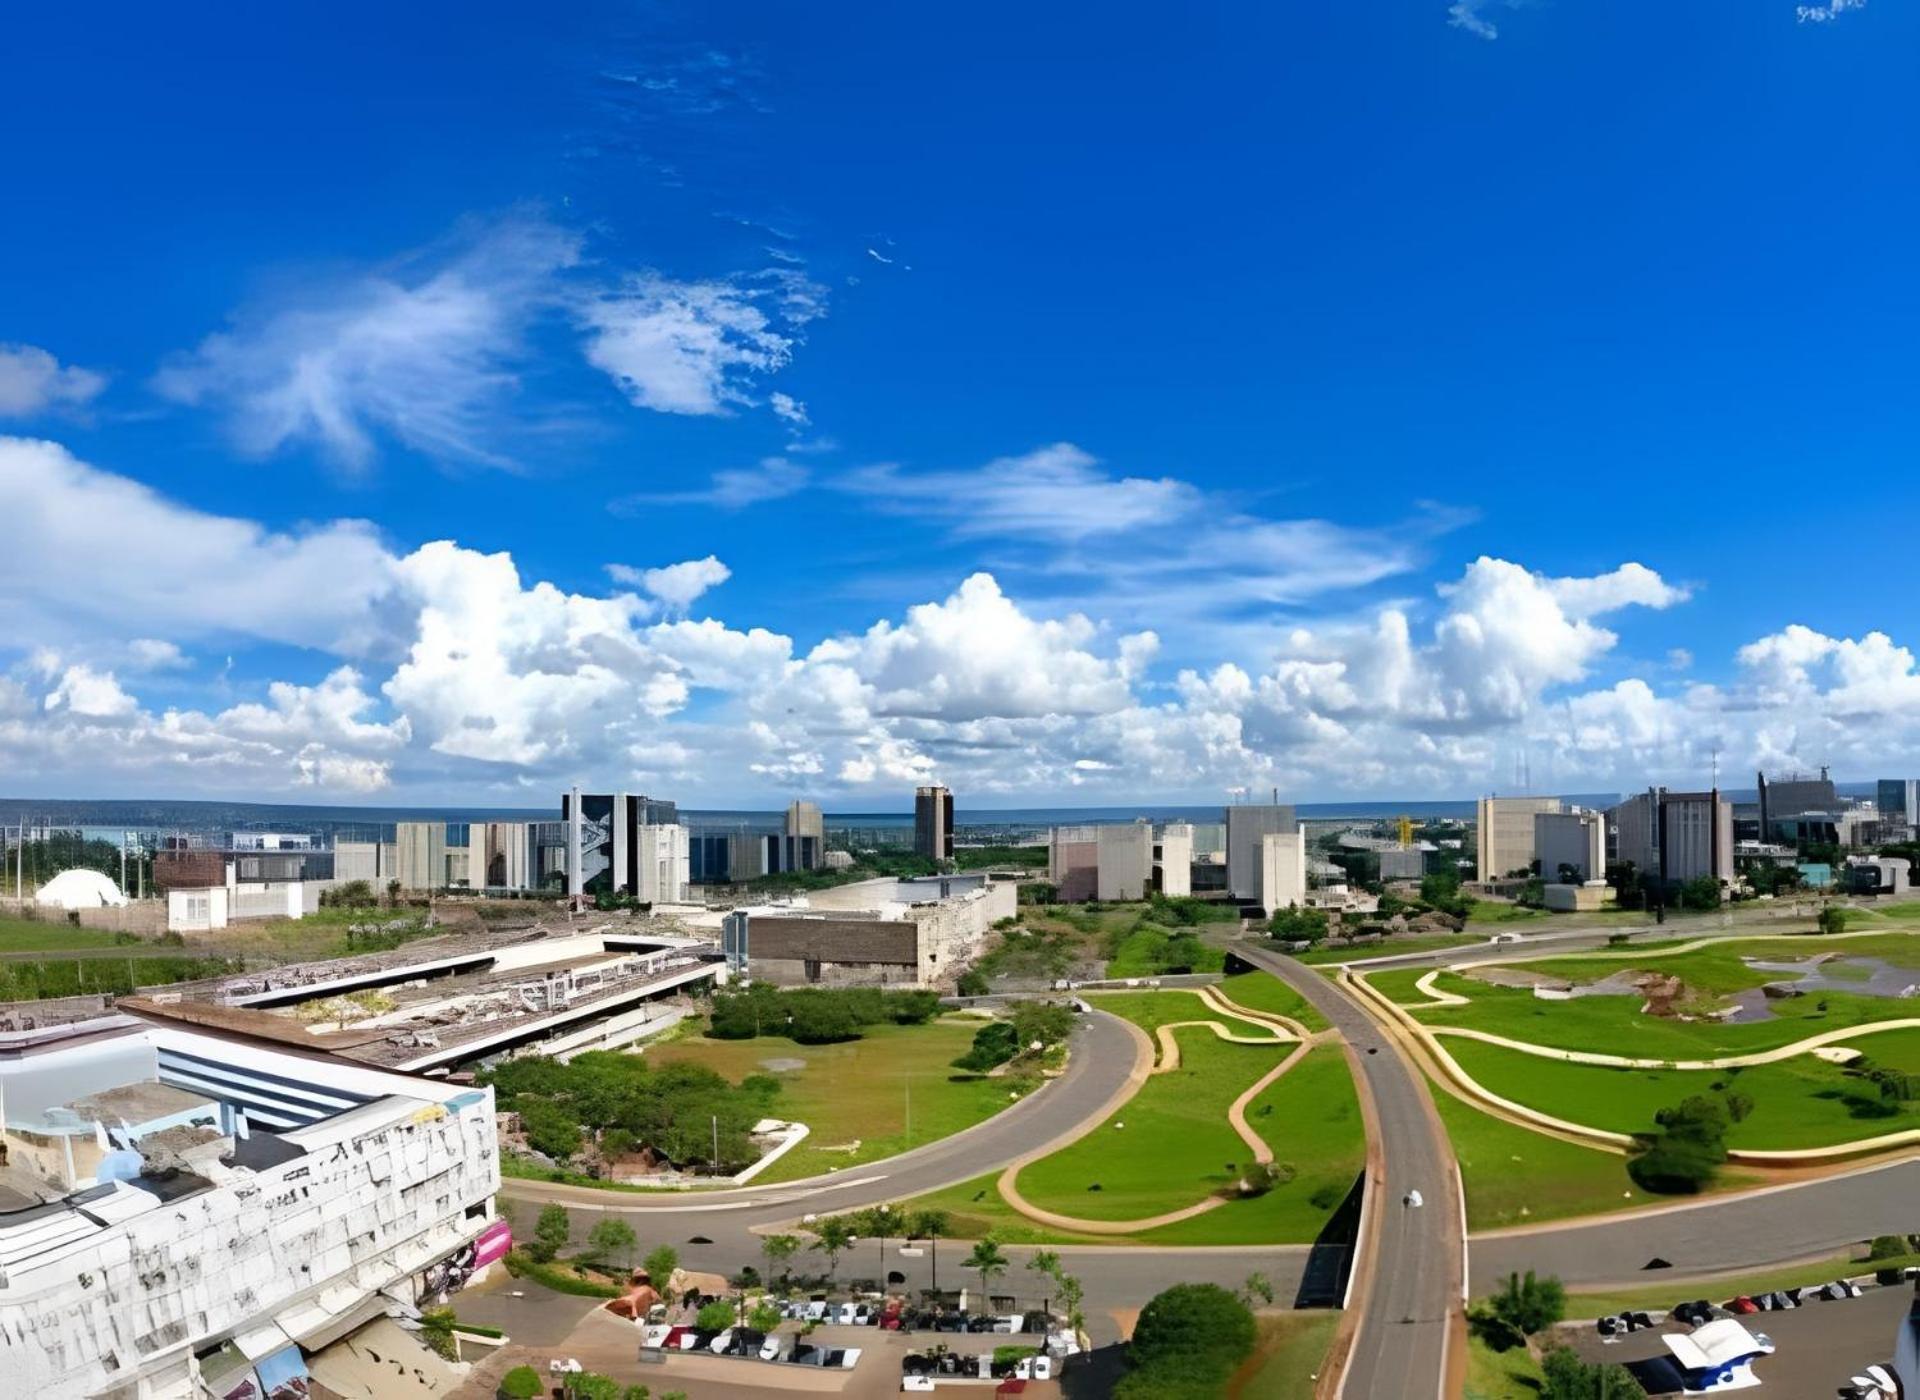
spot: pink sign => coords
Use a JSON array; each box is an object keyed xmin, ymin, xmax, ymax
[{"xmin": 473, "ymin": 1219, "xmax": 513, "ymax": 1267}]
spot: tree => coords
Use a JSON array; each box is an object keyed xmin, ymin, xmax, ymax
[
  {"xmin": 563, "ymin": 1375, "xmax": 620, "ymax": 1400},
  {"xmin": 500, "ymin": 1366, "xmax": 543, "ymax": 1400},
  {"xmin": 748, "ymin": 1299, "xmax": 784, "ymax": 1332},
  {"xmin": 1678, "ymin": 876, "xmax": 1722, "ymax": 911},
  {"xmin": 760, "ymin": 1232, "xmax": 800, "ymax": 1286},
  {"xmin": 957, "ymin": 968, "xmax": 989, "ymax": 997},
  {"xmin": 643, "ymin": 1245, "xmax": 680, "ymax": 1299},
  {"xmin": 811, "ymin": 1217, "xmax": 856, "ymax": 1285},
  {"xmin": 1268, "ymin": 905, "xmax": 1330, "ymax": 943},
  {"xmin": 964, "ymin": 1236, "xmax": 1009, "ymax": 1306},
  {"xmin": 910, "ymin": 1209, "xmax": 950, "ymax": 1293},
  {"xmin": 1818, "ymin": 904, "xmax": 1849, "ymax": 935},
  {"xmin": 1540, "ymin": 1345, "xmax": 1647, "ymax": 1399},
  {"xmin": 862, "ymin": 1204, "xmax": 907, "ymax": 1280},
  {"xmin": 1027, "ymin": 1249, "xmax": 1061, "ymax": 1313},
  {"xmin": 587, "ymin": 1218, "xmax": 637, "ymax": 1272},
  {"xmin": 517, "ymin": 1097, "xmax": 583, "ymax": 1161},
  {"xmin": 1127, "ymin": 1283, "xmax": 1256, "ymax": 1388},
  {"xmin": 695, "ymin": 1299, "xmax": 737, "ymax": 1331},
  {"xmin": 1489, "ymin": 1270, "xmax": 1565, "ymax": 1335},
  {"xmin": 530, "ymin": 1204, "xmax": 571, "ymax": 1263},
  {"xmin": 1629, "ymin": 1096, "xmax": 1729, "ymax": 1194}
]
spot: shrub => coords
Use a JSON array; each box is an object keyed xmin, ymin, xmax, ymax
[
  {"xmin": 529, "ymin": 1204, "xmax": 571, "ymax": 1263},
  {"xmin": 1869, "ymin": 1235, "xmax": 1910, "ymax": 1260},
  {"xmin": 500, "ymin": 1365, "xmax": 543, "ymax": 1400},
  {"xmin": 1489, "ymin": 1270, "xmax": 1565, "ymax": 1335},
  {"xmin": 957, "ymin": 968, "xmax": 990, "ymax": 997},
  {"xmin": 696, "ymin": 1299, "xmax": 737, "ymax": 1330},
  {"xmin": 953, "ymin": 1021, "xmax": 1020, "ymax": 1072},
  {"xmin": 1129, "ymin": 1283, "xmax": 1256, "ymax": 1380},
  {"xmin": 1540, "ymin": 1345, "xmax": 1648, "ymax": 1398},
  {"xmin": 1818, "ymin": 905, "xmax": 1849, "ymax": 935},
  {"xmin": 1628, "ymin": 1096, "xmax": 1728, "ymax": 1194}
]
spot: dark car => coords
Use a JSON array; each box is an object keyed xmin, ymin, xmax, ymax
[
  {"xmin": 720, "ymin": 1328, "xmax": 766, "ymax": 1357},
  {"xmin": 932, "ymin": 1313, "xmax": 971, "ymax": 1333}
]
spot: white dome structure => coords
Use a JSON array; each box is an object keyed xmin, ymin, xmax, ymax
[{"xmin": 35, "ymin": 868, "xmax": 129, "ymax": 911}]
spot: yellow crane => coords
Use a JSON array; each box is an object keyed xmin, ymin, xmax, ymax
[{"xmin": 1397, "ymin": 815, "xmax": 1414, "ymax": 848}]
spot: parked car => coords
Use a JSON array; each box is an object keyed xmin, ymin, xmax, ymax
[
  {"xmin": 1839, "ymin": 1363, "xmax": 1897, "ymax": 1400},
  {"xmin": 990, "ymin": 1313, "xmax": 1027, "ymax": 1334},
  {"xmin": 901, "ymin": 1377, "xmax": 936, "ymax": 1393},
  {"xmin": 932, "ymin": 1312, "xmax": 971, "ymax": 1333},
  {"xmin": 1727, "ymin": 1296, "xmax": 1759, "ymax": 1315}
]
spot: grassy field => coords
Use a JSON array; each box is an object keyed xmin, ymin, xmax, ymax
[
  {"xmin": 1214, "ymin": 970, "xmax": 1332, "ymax": 1032},
  {"xmin": 1432, "ymin": 1076, "xmax": 1650, "ymax": 1229},
  {"xmin": 1014, "ymin": 1022, "xmax": 1281, "ymax": 1221},
  {"xmin": 643, "ymin": 1017, "xmax": 1028, "ymax": 1183},
  {"xmin": 0, "ymin": 916, "xmax": 128, "ymax": 951},
  {"xmin": 1465, "ymin": 1333, "xmax": 1543, "ymax": 1399},
  {"xmin": 1446, "ymin": 1027, "xmax": 1920, "ymax": 1149},
  {"xmin": 1293, "ymin": 933, "xmax": 1492, "ymax": 964},
  {"xmin": 1562, "ymin": 1250, "xmax": 1920, "ymax": 1318},
  {"xmin": 1464, "ymin": 900, "xmax": 1549, "ymax": 926},
  {"xmin": 1232, "ymin": 1311, "xmax": 1341, "ymax": 1398},
  {"xmin": 1407, "ymin": 933, "xmax": 1920, "ymax": 1058}
]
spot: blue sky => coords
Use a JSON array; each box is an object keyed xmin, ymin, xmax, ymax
[{"xmin": 2, "ymin": 0, "xmax": 1916, "ymax": 806}]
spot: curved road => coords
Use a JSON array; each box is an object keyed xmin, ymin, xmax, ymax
[{"xmin": 1233, "ymin": 941, "xmax": 1462, "ymax": 1400}]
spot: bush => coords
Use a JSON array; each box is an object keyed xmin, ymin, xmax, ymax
[
  {"xmin": 695, "ymin": 1299, "xmax": 737, "ymax": 1330},
  {"xmin": 957, "ymin": 968, "xmax": 990, "ymax": 997},
  {"xmin": 1009, "ymin": 1000, "xmax": 1075, "ymax": 1049},
  {"xmin": 1129, "ymin": 1283, "xmax": 1256, "ymax": 1382},
  {"xmin": 1489, "ymin": 1270, "xmax": 1565, "ymax": 1335},
  {"xmin": 1818, "ymin": 904, "xmax": 1849, "ymax": 935},
  {"xmin": 953, "ymin": 1021, "xmax": 1020, "ymax": 1072},
  {"xmin": 1869, "ymin": 1234, "xmax": 1911, "ymax": 1260},
  {"xmin": 1540, "ymin": 1345, "xmax": 1648, "ymax": 1399},
  {"xmin": 503, "ymin": 1251, "xmax": 622, "ymax": 1298},
  {"xmin": 530, "ymin": 1204, "xmax": 571, "ymax": 1263},
  {"xmin": 1628, "ymin": 1096, "xmax": 1729, "ymax": 1194},
  {"xmin": 1268, "ymin": 905, "xmax": 1330, "ymax": 942},
  {"xmin": 500, "ymin": 1365, "xmax": 543, "ymax": 1400},
  {"xmin": 705, "ymin": 984, "xmax": 941, "ymax": 1043}
]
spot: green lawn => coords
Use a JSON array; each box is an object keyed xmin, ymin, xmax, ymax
[
  {"xmin": 1233, "ymin": 1311, "xmax": 1341, "ymax": 1399},
  {"xmin": 1293, "ymin": 933, "xmax": 1492, "ymax": 964},
  {"xmin": 1465, "ymin": 901, "xmax": 1550, "ymax": 926},
  {"xmin": 1215, "ymin": 970, "xmax": 1332, "ymax": 1032},
  {"xmin": 1445, "ymin": 1028, "xmax": 1920, "ymax": 1149},
  {"xmin": 1465, "ymin": 1333, "xmax": 1544, "ymax": 1399},
  {"xmin": 1563, "ymin": 1250, "xmax": 1920, "ymax": 1318},
  {"xmin": 1014, "ymin": 1024, "xmax": 1281, "ymax": 1221},
  {"xmin": 887, "ymin": 1031, "xmax": 1363, "ymax": 1245},
  {"xmin": 644, "ymin": 1018, "xmax": 1030, "ymax": 1182},
  {"xmin": 1105, "ymin": 925, "xmax": 1227, "ymax": 977},
  {"xmin": 0, "ymin": 916, "xmax": 127, "ymax": 951},
  {"xmin": 1408, "ymin": 932, "xmax": 1920, "ymax": 1058},
  {"xmin": 1363, "ymin": 967, "xmax": 1443, "ymax": 1005}
]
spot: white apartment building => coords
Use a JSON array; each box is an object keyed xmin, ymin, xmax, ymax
[
  {"xmin": 633, "ymin": 820, "xmax": 691, "ymax": 904},
  {"xmin": 0, "ymin": 1006, "xmax": 504, "ymax": 1399},
  {"xmin": 1611, "ymin": 788, "xmax": 1734, "ymax": 886},
  {"xmin": 1476, "ymin": 796, "xmax": 1563, "ymax": 881},
  {"xmin": 1259, "ymin": 830, "xmax": 1308, "ymax": 915}
]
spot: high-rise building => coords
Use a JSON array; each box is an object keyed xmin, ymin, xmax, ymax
[
  {"xmin": 781, "ymin": 800, "xmax": 825, "ymax": 872},
  {"xmin": 915, "ymin": 784, "xmax": 954, "ymax": 861},
  {"xmin": 1756, "ymin": 769, "xmax": 1839, "ymax": 839},
  {"xmin": 1475, "ymin": 796, "xmax": 1563, "ymax": 880},
  {"xmin": 1225, "ymin": 804, "xmax": 1297, "ymax": 903},
  {"xmin": 1259, "ymin": 829, "xmax": 1308, "ymax": 914},
  {"xmin": 1877, "ymin": 778, "xmax": 1920, "ymax": 827},
  {"xmin": 563, "ymin": 789, "xmax": 685, "ymax": 900},
  {"xmin": 1610, "ymin": 788, "xmax": 1733, "ymax": 886},
  {"xmin": 1535, "ymin": 808, "xmax": 1606, "ymax": 883}
]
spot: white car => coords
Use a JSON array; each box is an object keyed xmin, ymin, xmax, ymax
[
  {"xmin": 1404, "ymin": 1189, "xmax": 1424, "ymax": 1208},
  {"xmin": 901, "ymin": 1378, "xmax": 936, "ymax": 1393},
  {"xmin": 1015, "ymin": 1355, "xmax": 1054, "ymax": 1381}
]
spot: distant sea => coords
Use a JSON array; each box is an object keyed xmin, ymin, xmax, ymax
[{"xmin": 0, "ymin": 783, "xmax": 1876, "ymax": 843}]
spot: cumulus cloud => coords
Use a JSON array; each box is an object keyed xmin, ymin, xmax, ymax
[
  {"xmin": 608, "ymin": 555, "xmax": 732, "ymax": 610},
  {"xmin": 0, "ymin": 436, "xmax": 397, "ymax": 652},
  {"xmin": 0, "ymin": 344, "xmax": 107, "ymax": 416}
]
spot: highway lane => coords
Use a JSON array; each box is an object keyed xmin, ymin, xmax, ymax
[
  {"xmin": 1233, "ymin": 941, "xmax": 1461, "ymax": 1400},
  {"xmin": 1471, "ymin": 1156, "xmax": 1920, "ymax": 1291}
]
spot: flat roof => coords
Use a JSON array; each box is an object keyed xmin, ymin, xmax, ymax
[{"xmin": 63, "ymin": 1081, "xmax": 214, "ymax": 1125}]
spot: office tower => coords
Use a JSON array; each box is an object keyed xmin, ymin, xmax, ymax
[
  {"xmin": 1225, "ymin": 803, "xmax": 1297, "ymax": 903},
  {"xmin": 1475, "ymin": 796, "xmax": 1563, "ymax": 880},
  {"xmin": 915, "ymin": 784, "xmax": 954, "ymax": 861},
  {"xmin": 1534, "ymin": 808, "xmax": 1606, "ymax": 883}
]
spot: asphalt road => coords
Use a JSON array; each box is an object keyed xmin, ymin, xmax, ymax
[
  {"xmin": 1233, "ymin": 942, "xmax": 1462, "ymax": 1400},
  {"xmin": 1472, "ymin": 1157, "xmax": 1920, "ymax": 1291}
]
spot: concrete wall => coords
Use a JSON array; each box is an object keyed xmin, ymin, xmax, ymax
[
  {"xmin": 1535, "ymin": 810, "xmax": 1605, "ymax": 882},
  {"xmin": 1259, "ymin": 830, "xmax": 1307, "ymax": 915},
  {"xmin": 1095, "ymin": 823, "xmax": 1152, "ymax": 902},
  {"xmin": 1049, "ymin": 827, "xmax": 1099, "ymax": 903},
  {"xmin": 1477, "ymin": 796, "xmax": 1562, "ymax": 880}
]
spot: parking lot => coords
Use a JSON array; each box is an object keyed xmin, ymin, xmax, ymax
[{"xmin": 1561, "ymin": 1285, "xmax": 1908, "ymax": 1396}]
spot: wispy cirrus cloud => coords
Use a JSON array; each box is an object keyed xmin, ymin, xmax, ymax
[
  {"xmin": 617, "ymin": 455, "xmax": 811, "ymax": 513},
  {"xmin": 155, "ymin": 211, "xmax": 824, "ymax": 471},
  {"xmin": 1797, "ymin": 0, "xmax": 1865, "ymax": 21}
]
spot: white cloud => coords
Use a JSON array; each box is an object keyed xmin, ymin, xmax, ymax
[
  {"xmin": 0, "ymin": 436, "xmax": 397, "ymax": 652},
  {"xmin": 43, "ymin": 663, "xmax": 137, "ymax": 719},
  {"xmin": 580, "ymin": 270, "xmax": 823, "ymax": 416},
  {"xmin": 156, "ymin": 214, "xmax": 581, "ymax": 469},
  {"xmin": 1797, "ymin": 0, "xmax": 1864, "ymax": 21},
  {"xmin": 619, "ymin": 456, "xmax": 810, "ymax": 510},
  {"xmin": 128, "ymin": 639, "xmax": 189, "ymax": 671},
  {"xmin": 1448, "ymin": 0, "xmax": 1501, "ymax": 39},
  {"xmin": 608, "ymin": 555, "xmax": 732, "ymax": 611},
  {"xmin": 0, "ymin": 344, "xmax": 107, "ymax": 417},
  {"xmin": 769, "ymin": 392, "xmax": 809, "ymax": 427}
]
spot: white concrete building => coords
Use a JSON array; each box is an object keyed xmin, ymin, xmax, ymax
[
  {"xmin": 1227, "ymin": 805, "xmax": 1297, "ymax": 903},
  {"xmin": 1156, "ymin": 824, "xmax": 1194, "ymax": 898},
  {"xmin": 1534, "ymin": 808, "xmax": 1607, "ymax": 883},
  {"xmin": 1476, "ymin": 796, "xmax": 1563, "ymax": 880},
  {"xmin": 0, "ymin": 1007, "xmax": 505, "ymax": 1399},
  {"xmin": 1095, "ymin": 823, "xmax": 1152, "ymax": 902},
  {"xmin": 167, "ymin": 880, "xmax": 303, "ymax": 934},
  {"xmin": 1259, "ymin": 830, "xmax": 1308, "ymax": 915},
  {"xmin": 633, "ymin": 821, "xmax": 691, "ymax": 904},
  {"xmin": 1610, "ymin": 788, "xmax": 1733, "ymax": 887}
]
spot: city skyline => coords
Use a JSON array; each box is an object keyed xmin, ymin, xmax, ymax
[{"xmin": 5, "ymin": 2, "xmax": 1918, "ymax": 806}]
